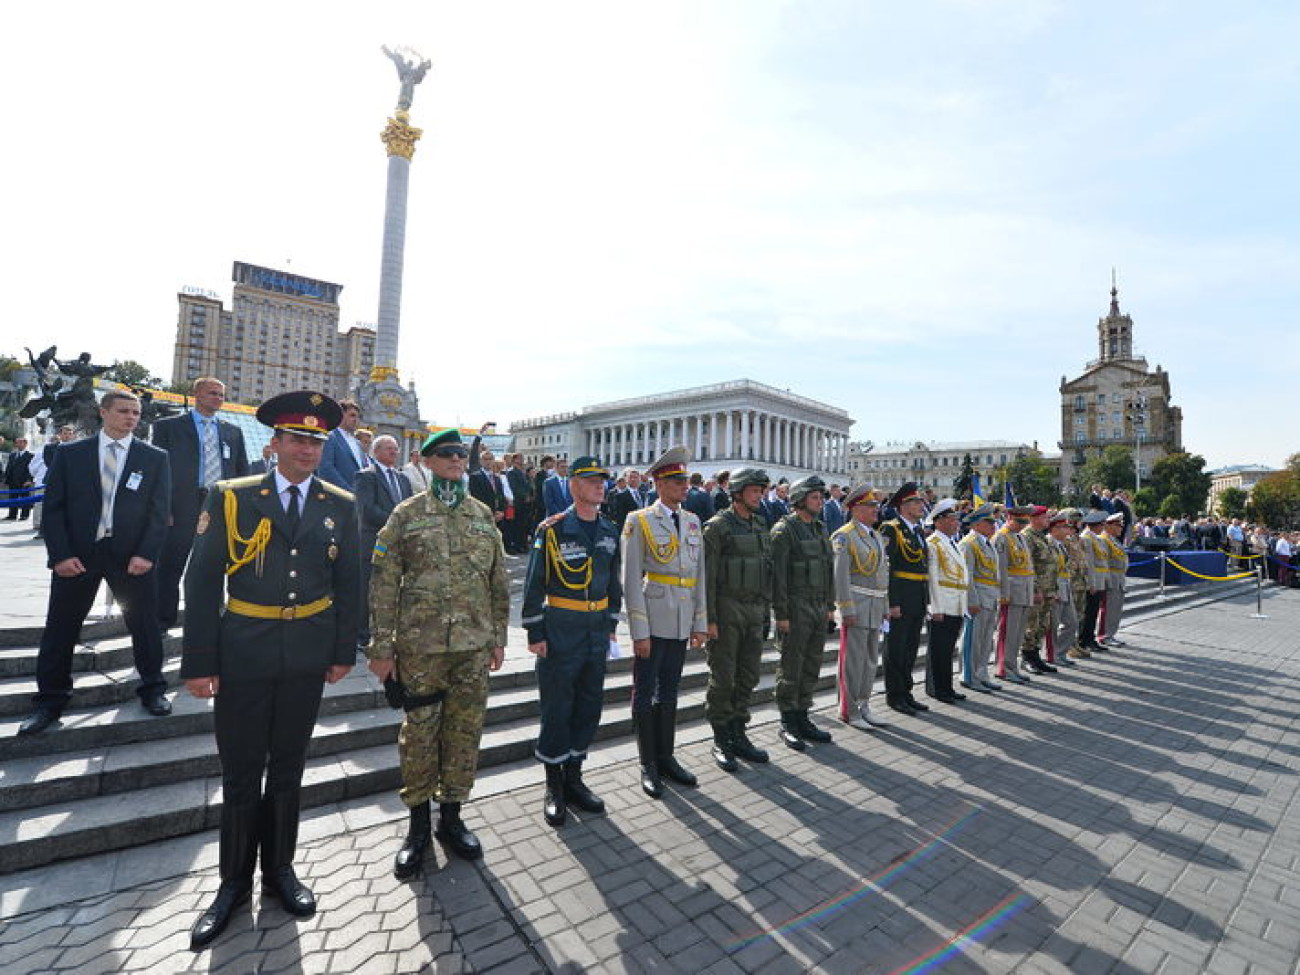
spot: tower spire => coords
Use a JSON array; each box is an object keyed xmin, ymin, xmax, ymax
[{"xmin": 1109, "ymin": 267, "xmax": 1120, "ymax": 317}]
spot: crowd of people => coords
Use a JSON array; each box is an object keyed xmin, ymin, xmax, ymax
[{"xmin": 3, "ymin": 381, "xmax": 1294, "ymax": 952}]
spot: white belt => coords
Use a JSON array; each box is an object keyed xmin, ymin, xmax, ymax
[{"xmin": 850, "ymin": 585, "xmax": 888, "ymax": 598}]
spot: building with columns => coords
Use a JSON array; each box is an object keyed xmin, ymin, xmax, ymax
[
  {"xmin": 510, "ymin": 379, "xmax": 853, "ymax": 482},
  {"xmin": 848, "ymin": 440, "xmax": 1049, "ymax": 496},
  {"xmin": 1058, "ymin": 282, "xmax": 1183, "ymax": 493}
]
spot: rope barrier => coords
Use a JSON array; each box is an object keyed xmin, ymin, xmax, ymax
[
  {"xmin": 1164, "ymin": 557, "xmax": 1257, "ymax": 583},
  {"xmin": 1124, "ymin": 555, "xmax": 1161, "ymax": 568},
  {"xmin": 1217, "ymin": 549, "xmax": 1260, "ymax": 561}
]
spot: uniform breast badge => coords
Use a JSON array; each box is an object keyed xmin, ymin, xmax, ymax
[
  {"xmin": 323, "ymin": 517, "xmax": 336, "ymax": 531},
  {"xmin": 196, "ymin": 511, "xmax": 210, "ymax": 535},
  {"xmin": 328, "ymin": 544, "xmax": 339, "ymax": 562}
]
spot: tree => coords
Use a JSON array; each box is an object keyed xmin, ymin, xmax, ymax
[
  {"xmin": 1249, "ymin": 471, "xmax": 1300, "ymax": 529},
  {"xmin": 1133, "ymin": 487, "xmax": 1161, "ymax": 518},
  {"xmin": 953, "ymin": 453, "xmax": 975, "ymax": 500},
  {"xmin": 103, "ymin": 359, "xmax": 163, "ymax": 388},
  {"xmin": 1072, "ymin": 446, "xmax": 1135, "ymax": 501},
  {"xmin": 1001, "ymin": 451, "xmax": 1061, "ymax": 506},
  {"xmin": 1216, "ymin": 486, "xmax": 1248, "ymax": 520},
  {"xmin": 1146, "ymin": 452, "xmax": 1213, "ymax": 519}
]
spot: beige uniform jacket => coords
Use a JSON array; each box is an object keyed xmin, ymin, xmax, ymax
[{"xmin": 622, "ymin": 501, "xmax": 707, "ymax": 641}]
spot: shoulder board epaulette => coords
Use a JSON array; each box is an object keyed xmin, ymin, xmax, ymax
[
  {"xmin": 215, "ymin": 474, "xmax": 263, "ymax": 492},
  {"xmin": 317, "ymin": 480, "xmax": 355, "ymax": 502},
  {"xmin": 831, "ymin": 523, "xmax": 854, "ymax": 539}
]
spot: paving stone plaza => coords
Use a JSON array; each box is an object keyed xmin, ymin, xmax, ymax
[{"xmin": 1, "ymin": 516, "xmax": 1298, "ymax": 974}]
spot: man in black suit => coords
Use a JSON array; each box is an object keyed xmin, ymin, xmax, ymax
[
  {"xmin": 4, "ymin": 436, "xmax": 35, "ymax": 520},
  {"xmin": 468, "ymin": 449, "xmax": 507, "ymax": 526},
  {"xmin": 19, "ymin": 391, "xmax": 173, "ymax": 735},
  {"xmin": 182, "ymin": 390, "xmax": 359, "ymax": 949},
  {"xmin": 32, "ymin": 425, "xmax": 76, "ymax": 538},
  {"xmin": 151, "ymin": 377, "xmax": 249, "ymax": 629},
  {"xmin": 712, "ymin": 470, "xmax": 731, "ymax": 513},
  {"xmin": 607, "ymin": 468, "xmax": 655, "ymax": 530},
  {"xmin": 248, "ymin": 444, "xmax": 275, "ymax": 475},
  {"xmin": 503, "ymin": 452, "xmax": 533, "ymax": 553},
  {"xmin": 354, "ymin": 434, "xmax": 412, "ymax": 650},
  {"xmin": 684, "ymin": 472, "xmax": 715, "ymax": 523}
]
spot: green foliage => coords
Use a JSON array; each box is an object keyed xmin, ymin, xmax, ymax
[
  {"xmin": 1215, "ymin": 486, "xmax": 1248, "ymax": 520},
  {"xmin": 1158, "ymin": 495, "xmax": 1183, "ymax": 518},
  {"xmin": 953, "ymin": 453, "xmax": 975, "ymax": 499},
  {"xmin": 1002, "ymin": 451, "xmax": 1060, "ymax": 507},
  {"xmin": 1146, "ymin": 452, "xmax": 1212, "ymax": 519},
  {"xmin": 1072, "ymin": 446, "xmax": 1135, "ymax": 499},
  {"xmin": 1249, "ymin": 471, "xmax": 1300, "ymax": 529},
  {"xmin": 104, "ymin": 359, "xmax": 163, "ymax": 388},
  {"xmin": 1133, "ymin": 487, "xmax": 1161, "ymax": 518}
]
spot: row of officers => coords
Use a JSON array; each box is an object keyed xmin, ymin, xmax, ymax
[{"xmin": 118, "ymin": 389, "xmax": 1131, "ymax": 951}]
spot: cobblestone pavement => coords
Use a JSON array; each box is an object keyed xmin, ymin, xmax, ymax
[{"xmin": 3, "ymin": 570, "xmax": 1298, "ymax": 972}]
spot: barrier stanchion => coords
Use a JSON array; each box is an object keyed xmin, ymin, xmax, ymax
[
  {"xmin": 1251, "ymin": 558, "xmax": 1268, "ymax": 619},
  {"xmin": 1158, "ymin": 550, "xmax": 1167, "ymax": 599}
]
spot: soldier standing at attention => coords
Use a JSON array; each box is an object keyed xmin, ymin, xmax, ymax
[
  {"xmin": 1045, "ymin": 511, "xmax": 1079, "ymax": 668},
  {"xmin": 702, "ymin": 467, "xmax": 774, "ymax": 772},
  {"xmin": 1019, "ymin": 505, "xmax": 1060, "ymax": 676},
  {"xmin": 832, "ymin": 485, "xmax": 891, "ymax": 731},
  {"xmin": 771, "ymin": 475, "xmax": 835, "ymax": 749},
  {"xmin": 1098, "ymin": 512, "xmax": 1130, "ymax": 647},
  {"xmin": 959, "ymin": 504, "xmax": 1002, "ymax": 692},
  {"xmin": 1077, "ymin": 510, "xmax": 1110, "ymax": 651},
  {"xmin": 183, "ymin": 391, "xmax": 360, "ymax": 951},
  {"xmin": 993, "ymin": 505, "xmax": 1036, "ymax": 685},
  {"xmin": 521, "ymin": 456, "xmax": 623, "ymax": 826},
  {"xmin": 368, "ymin": 429, "xmax": 508, "ymax": 875},
  {"xmin": 924, "ymin": 498, "xmax": 969, "ymax": 703},
  {"xmin": 1060, "ymin": 509, "xmax": 1093, "ymax": 661},
  {"xmin": 881, "ymin": 482, "xmax": 932, "ymax": 716},
  {"xmin": 622, "ymin": 446, "xmax": 708, "ymax": 799}
]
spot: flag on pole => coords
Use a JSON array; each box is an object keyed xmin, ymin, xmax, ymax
[
  {"xmin": 971, "ymin": 473, "xmax": 984, "ymax": 507},
  {"xmin": 1004, "ymin": 482, "xmax": 1016, "ymax": 508}
]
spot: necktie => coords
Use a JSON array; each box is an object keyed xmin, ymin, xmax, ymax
[
  {"xmin": 386, "ymin": 468, "xmax": 401, "ymax": 500},
  {"xmin": 286, "ymin": 484, "xmax": 301, "ymax": 535},
  {"xmin": 202, "ymin": 420, "xmax": 222, "ymax": 488},
  {"xmin": 671, "ymin": 510, "xmax": 680, "ymax": 535},
  {"xmin": 99, "ymin": 441, "xmax": 121, "ymax": 539}
]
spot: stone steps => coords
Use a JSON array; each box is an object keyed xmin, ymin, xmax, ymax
[{"xmin": 0, "ymin": 574, "xmax": 1252, "ymax": 875}]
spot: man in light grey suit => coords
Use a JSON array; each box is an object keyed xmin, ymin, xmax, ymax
[{"xmin": 355, "ymin": 435, "xmax": 412, "ymax": 651}]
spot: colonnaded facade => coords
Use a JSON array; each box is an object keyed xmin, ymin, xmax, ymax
[{"xmin": 510, "ymin": 379, "xmax": 853, "ymax": 482}]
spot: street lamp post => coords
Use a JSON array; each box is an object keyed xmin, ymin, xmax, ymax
[{"xmin": 1128, "ymin": 392, "xmax": 1148, "ymax": 492}]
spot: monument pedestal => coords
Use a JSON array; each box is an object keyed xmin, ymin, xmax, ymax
[{"xmin": 357, "ymin": 371, "xmax": 422, "ymax": 449}]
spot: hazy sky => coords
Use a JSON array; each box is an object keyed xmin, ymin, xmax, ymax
[{"xmin": 2, "ymin": 1, "xmax": 1295, "ymax": 469}]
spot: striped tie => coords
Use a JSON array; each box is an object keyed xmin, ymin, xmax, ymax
[
  {"xmin": 202, "ymin": 420, "xmax": 222, "ymax": 488},
  {"xmin": 99, "ymin": 441, "xmax": 121, "ymax": 539}
]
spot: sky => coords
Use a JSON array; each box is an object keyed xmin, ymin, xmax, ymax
[{"xmin": 1, "ymin": 1, "xmax": 1296, "ymax": 470}]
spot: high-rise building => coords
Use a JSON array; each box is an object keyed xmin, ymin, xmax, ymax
[
  {"xmin": 171, "ymin": 262, "xmax": 375, "ymax": 405},
  {"xmin": 1058, "ymin": 282, "xmax": 1183, "ymax": 492}
]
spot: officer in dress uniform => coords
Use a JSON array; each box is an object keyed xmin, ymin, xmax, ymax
[
  {"xmin": 702, "ymin": 467, "xmax": 774, "ymax": 772},
  {"xmin": 832, "ymin": 485, "xmax": 891, "ymax": 731},
  {"xmin": 1019, "ymin": 505, "xmax": 1060, "ymax": 675},
  {"xmin": 622, "ymin": 446, "xmax": 708, "ymax": 799},
  {"xmin": 771, "ymin": 475, "xmax": 835, "ymax": 749},
  {"xmin": 1077, "ymin": 510, "xmax": 1110, "ymax": 651},
  {"xmin": 1045, "ymin": 511, "xmax": 1079, "ymax": 668},
  {"xmin": 182, "ymin": 391, "xmax": 360, "ymax": 951},
  {"xmin": 521, "ymin": 456, "xmax": 623, "ymax": 826},
  {"xmin": 1060, "ymin": 508, "xmax": 1093, "ymax": 661},
  {"xmin": 1098, "ymin": 512, "xmax": 1130, "ymax": 647},
  {"xmin": 993, "ymin": 505, "xmax": 1036, "ymax": 685},
  {"xmin": 880, "ymin": 482, "xmax": 932, "ymax": 715},
  {"xmin": 924, "ymin": 498, "xmax": 969, "ymax": 703},
  {"xmin": 368, "ymin": 428, "xmax": 509, "ymax": 874},
  {"xmin": 959, "ymin": 504, "xmax": 1002, "ymax": 692}
]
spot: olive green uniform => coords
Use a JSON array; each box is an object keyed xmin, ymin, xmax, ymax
[
  {"xmin": 771, "ymin": 513, "xmax": 833, "ymax": 712},
  {"xmin": 1020, "ymin": 526, "xmax": 1055, "ymax": 663},
  {"xmin": 369, "ymin": 490, "xmax": 509, "ymax": 807},
  {"xmin": 703, "ymin": 506, "xmax": 772, "ymax": 728}
]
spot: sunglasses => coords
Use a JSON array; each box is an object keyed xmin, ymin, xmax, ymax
[{"xmin": 432, "ymin": 447, "xmax": 468, "ymax": 459}]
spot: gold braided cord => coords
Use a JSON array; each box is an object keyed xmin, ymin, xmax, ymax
[
  {"xmin": 544, "ymin": 526, "xmax": 593, "ymax": 591},
  {"xmin": 963, "ymin": 534, "xmax": 998, "ymax": 575},
  {"xmin": 1054, "ymin": 545, "xmax": 1069, "ymax": 577},
  {"xmin": 930, "ymin": 534, "xmax": 966, "ymax": 586},
  {"xmin": 636, "ymin": 509, "xmax": 680, "ymax": 565},
  {"xmin": 223, "ymin": 488, "xmax": 272, "ymax": 577},
  {"xmin": 889, "ymin": 522, "xmax": 924, "ymax": 563},
  {"xmin": 848, "ymin": 525, "xmax": 881, "ymax": 576},
  {"xmin": 998, "ymin": 527, "xmax": 1031, "ymax": 571}
]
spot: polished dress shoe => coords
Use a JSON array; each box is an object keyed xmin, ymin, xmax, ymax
[
  {"xmin": 931, "ymin": 694, "xmax": 961, "ymax": 704},
  {"xmin": 17, "ymin": 708, "xmax": 60, "ymax": 736},
  {"xmin": 960, "ymin": 681, "xmax": 991, "ymax": 694},
  {"xmin": 887, "ymin": 700, "xmax": 918, "ymax": 717},
  {"xmin": 142, "ymin": 694, "xmax": 172, "ymax": 717},
  {"xmin": 861, "ymin": 705, "xmax": 891, "ymax": 728},
  {"xmin": 262, "ymin": 866, "xmax": 316, "ymax": 917},
  {"xmin": 435, "ymin": 804, "xmax": 483, "ymax": 860},
  {"xmin": 190, "ymin": 882, "xmax": 251, "ymax": 950},
  {"xmin": 906, "ymin": 698, "xmax": 930, "ymax": 712}
]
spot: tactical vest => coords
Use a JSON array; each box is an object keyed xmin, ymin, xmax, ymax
[
  {"xmin": 718, "ymin": 510, "xmax": 773, "ymax": 600},
  {"xmin": 782, "ymin": 516, "xmax": 832, "ymax": 596}
]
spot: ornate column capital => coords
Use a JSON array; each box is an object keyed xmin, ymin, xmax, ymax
[{"xmin": 381, "ymin": 114, "xmax": 424, "ymax": 160}]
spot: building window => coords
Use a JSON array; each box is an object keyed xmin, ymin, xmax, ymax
[
  {"xmin": 1097, "ymin": 393, "xmax": 1106, "ymax": 404},
  {"xmin": 1075, "ymin": 416, "xmax": 1085, "ymax": 427},
  {"xmin": 1075, "ymin": 433, "xmax": 1086, "ymax": 444}
]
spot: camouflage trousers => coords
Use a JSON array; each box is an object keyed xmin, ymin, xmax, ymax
[
  {"xmin": 705, "ymin": 598, "xmax": 768, "ymax": 727},
  {"xmin": 1021, "ymin": 600, "xmax": 1053, "ymax": 660},
  {"xmin": 398, "ymin": 647, "xmax": 491, "ymax": 807}
]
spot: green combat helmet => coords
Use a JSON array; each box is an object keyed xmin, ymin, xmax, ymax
[
  {"xmin": 728, "ymin": 467, "xmax": 771, "ymax": 495},
  {"xmin": 789, "ymin": 475, "xmax": 827, "ymax": 507}
]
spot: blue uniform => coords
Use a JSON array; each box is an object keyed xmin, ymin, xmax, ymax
[{"xmin": 522, "ymin": 509, "xmax": 623, "ymax": 764}]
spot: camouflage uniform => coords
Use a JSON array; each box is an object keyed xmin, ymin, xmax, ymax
[
  {"xmin": 1019, "ymin": 525, "xmax": 1055, "ymax": 667},
  {"xmin": 771, "ymin": 512, "xmax": 833, "ymax": 715},
  {"xmin": 369, "ymin": 490, "xmax": 509, "ymax": 807},
  {"xmin": 1046, "ymin": 536, "xmax": 1076, "ymax": 662}
]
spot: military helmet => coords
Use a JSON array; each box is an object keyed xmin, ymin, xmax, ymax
[
  {"xmin": 789, "ymin": 475, "xmax": 827, "ymax": 506},
  {"xmin": 728, "ymin": 466, "xmax": 770, "ymax": 494}
]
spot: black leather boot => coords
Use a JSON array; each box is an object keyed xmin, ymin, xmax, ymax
[
  {"xmin": 435, "ymin": 802, "xmax": 483, "ymax": 860},
  {"xmin": 634, "ymin": 710, "xmax": 662, "ymax": 798},
  {"xmin": 779, "ymin": 710, "xmax": 807, "ymax": 751},
  {"xmin": 394, "ymin": 801, "xmax": 432, "ymax": 879},
  {"xmin": 564, "ymin": 760, "xmax": 605, "ymax": 814},
  {"xmin": 543, "ymin": 763, "xmax": 567, "ymax": 826},
  {"xmin": 798, "ymin": 710, "xmax": 833, "ymax": 744},
  {"xmin": 259, "ymin": 793, "xmax": 315, "ymax": 917},
  {"xmin": 711, "ymin": 723, "xmax": 738, "ymax": 772},
  {"xmin": 655, "ymin": 703, "xmax": 697, "ymax": 786},
  {"xmin": 731, "ymin": 720, "xmax": 770, "ymax": 763},
  {"xmin": 190, "ymin": 803, "xmax": 258, "ymax": 950}
]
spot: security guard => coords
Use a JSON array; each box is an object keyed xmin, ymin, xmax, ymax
[
  {"xmin": 993, "ymin": 505, "xmax": 1036, "ymax": 685},
  {"xmin": 702, "ymin": 466, "xmax": 773, "ymax": 771},
  {"xmin": 1019, "ymin": 505, "xmax": 1059, "ymax": 675},
  {"xmin": 881, "ymin": 482, "xmax": 931, "ymax": 715},
  {"xmin": 368, "ymin": 428, "xmax": 509, "ymax": 874},
  {"xmin": 182, "ymin": 391, "xmax": 360, "ymax": 951},
  {"xmin": 622, "ymin": 446, "xmax": 708, "ymax": 798},
  {"xmin": 521, "ymin": 456, "xmax": 622, "ymax": 826},
  {"xmin": 959, "ymin": 504, "xmax": 1002, "ymax": 692},
  {"xmin": 832, "ymin": 485, "xmax": 890, "ymax": 730},
  {"xmin": 771, "ymin": 474, "xmax": 835, "ymax": 749}
]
